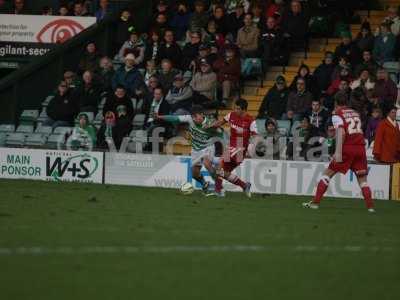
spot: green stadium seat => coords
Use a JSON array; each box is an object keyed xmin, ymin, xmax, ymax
[
  {"xmin": 132, "ymin": 114, "xmax": 146, "ymax": 129},
  {"xmin": 0, "ymin": 124, "xmax": 15, "ymax": 134},
  {"xmin": 19, "ymin": 110, "xmax": 39, "ymax": 125},
  {"xmin": 5, "ymin": 133, "xmax": 26, "ymax": 147},
  {"xmin": 25, "ymin": 133, "xmax": 47, "ymax": 147},
  {"xmin": 128, "ymin": 130, "xmax": 148, "ymax": 153},
  {"xmin": 37, "ymin": 110, "xmax": 49, "ymax": 124},
  {"xmin": 53, "ymin": 126, "xmax": 73, "ymax": 135},
  {"xmin": 255, "ymin": 119, "xmax": 266, "ymax": 134},
  {"xmin": 46, "ymin": 134, "xmax": 65, "ymax": 149},
  {"xmin": 98, "ymin": 97, "xmax": 106, "ymax": 111},
  {"xmin": 93, "ymin": 112, "xmax": 104, "ymax": 126},
  {"xmin": 0, "ymin": 132, "xmax": 6, "ymax": 146},
  {"xmin": 278, "ymin": 127, "xmax": 288, "ymax": 136},
  {"xmin": 16, "ymin": 125, "xmax": 34, "ymax": 135},
  {"xmin": 290, "ymin": 121, "xmax": 301, "ymax": 136},
  {"xmin": 35, "ymin": 125, "xmax": 53, "ymax": 136},
  {"xmin": 41, "ymin": 95, "xmax": 54, "ymax": 108},
  {"xmin": 277, "ymin": 120, "xmax": 291, "ymax": 133}
]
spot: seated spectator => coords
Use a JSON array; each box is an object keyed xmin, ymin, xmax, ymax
[
  {"xmin": 257, "ymin": 75, "xmax": 289, "ymax": 120},
  {"xmin": 114, "ymin": 9, "xmax": 135, "ymax": 53},
  {"xmin": 63, "ymin": 71, "xmax": 80, "ymax": 91},
  {"xmin": 354, "ymin": 22, "xmax": 374, "ymax": 53},
  {"xmin": 210, "ymin": 5, "xmax": 229, "ymax": 36},
  {"xmin": 250, "ymin": 3, "xmax": 265, "ymax": 29},
  {"xmin": 117, "ymin": 31, "xmax": 145, "ymax": 65},
  {"xmin": 354, "ymin": 50, "xmax": 379, "ymax": 79},
  {"xmin": 112, "ymin": 53, "xmax": 145, "ymax": 96},
  {"xmin": 97, "ymin": 56, "xmax": 115, "ymax": 93},
  {"xmin": 97, "ymin": 108, "xmax": 132, "ymax": 150},
  {"xmin": 321, "ymin": 121, "xmax": 336, "ymax": 157},
  {"xmin": 380, "ymin": 6, "xmax": 400, "ymax": 36},
  {"xmin": 365, "ymin": 106, "xmax": 382, "ymax": 144},
  {"xmin": 103, "ymin": 86, "xmax": 134, "ymax": 120},
  {"xmin": 70, "ymin": 113, "xmax": 97, "ymax": 150},
  {"xmin": 146, "ymin": 87, "xmax": 171, "ymax": 128},
  {"xmin": 165, "ymin": 74, "xmax": 193, "ymax": 115},
  {"xmin": 227, "ymin": 3, "xmax": 245, "ymax": 39},
  {"xmin": 157, "ymin": 30, "xmax": 182, "ymax": 69},
  {"xmin": 203, "ymin": 20, "xmax": 225, "ymax": 49},
  {"xmin": 146, "ymin": 75, "xmax": 160, "ymax": 95},
  {"xmin": 74, "ymin": 71, "xmax": 101, "ymax": 114},
  {"xmin": 280, "ymin": 0, "xmax": 308, "ymax": 50},
  {"xmin": 287, "ymin": 115, "xmax": 320, "ymax": 160},
  {"xmin": 73, "ymin": 1, "xmax": 90, "ymax": 17},
  {"xmin": 304, "ymin": 99, "xmax": 329, "ymax": 135},
  {"xmin": 213, "ymin": 47, "xmax": 241, "ymax": 106},
  {"xmin": 131, "ymin": 86, "xmax": 151, "ymax": 116},
  {"xmin": 313, "ymin": 52, "xmax": 335, "ymax": 94},
  {"xmin": 190, "ymin": 58, "xmax": 217, "ymax": 107},
  {"xmin": 13, "ymin": 0, "xmax": 29, "ymax": 15},
  {"xmin": 152, "ymin": 12, "xmax": 169, "ymax": 36},
  {"xmin": 144, "ymin": 59, "xmax": 158, "ymax": 86},
  {"xmin": 373, "ymin": 22, "xmax": 396, "ymax": 64},
  {"xmin": 374, "ymin": 68, "xmax": 398, "ymax": 107},
  {"xmin": 189, "ymin": 1, "xmax": 209, "ymax": 33},
  {"xmin": 95, "ymin": 0, "xmax": 113, "ymax": 22},
  {"xmin": 331, "ymin": 56, "xmax": 351, "ymax": 81},
  {"xmin": 236, "ymin": 13, "xmax": 260, "ymax": 58},
  {"xmin": 78, "ymin": 41, "xmax": 101, "ymax": 74},
  {"xmin": 284, "ymin": 77, "xmax": 313, "ymax": 121},
  {"xmin": 157, "ymin": 59, "xmax": 180, "ymax": 92},
  {"xmin": 289, "ymin": 64, "xmax": 319, "ymax": 99},
  {"xmin": 181, "ymin": 31, "xmax": 202, "ymax": 71},
  {"xmin": 41, "ymin": 6, "xmax": 52, "ymax": 15},
  {"xmin": 192, "ymin": 43, "xmax": 218, "ymax": 70},
  {"xmin": 259, "ymin": 16, "xmax": 287, "ymax": 70},
  {"xmin": 350, "ymin": 68, "xmax": 375, "ymax": 92},
  {"xmin": 44, "ymin": 81, "xmax": 78, "ymax": 128},
  {"xmin": 58, "ymin": 5, "xmax": 69, "ymax": 16},
  {"xmin": 255, "ymin": 119, "xmax": 283, "ymax": 160},
  {"xmin": 169, "ymin": 2, "xmax": 191, "ymax": 41},
  {"xmin": 334, "ymin": 31, "xmax": 361, "ymax": 66},
  {"xmin": 144, "ymin": 30, "xmax": 161, "ymax": 64},
  {"xmin": 373, "ymin": 106, "xmax": 400, "ymax": 163},
  {"xmin": 327, "ymin": 66, "xmax": 352, "ymax": 96}
]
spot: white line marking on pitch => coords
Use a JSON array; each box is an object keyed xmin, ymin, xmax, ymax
[{"xmin": 0, "ymin": 245, "xmax": 396, "ymax": 255}]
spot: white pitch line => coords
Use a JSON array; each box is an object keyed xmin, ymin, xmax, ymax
[{"xmin": 0, "ymin": 245, "xmax": 397, "ymax": 256}]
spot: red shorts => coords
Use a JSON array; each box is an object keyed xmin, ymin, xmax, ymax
[
  {"xmin": 328, "ymin": 145, "xmax": 368, "ymax": 175},
  {"xmin": 221, "ymin": 147, "xmax": 246, "ymax": 172}
]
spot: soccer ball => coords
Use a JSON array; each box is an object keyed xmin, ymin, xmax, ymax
[{"xmin": 180, "ymin": 182, "xmax": 194, "ymax": 195}]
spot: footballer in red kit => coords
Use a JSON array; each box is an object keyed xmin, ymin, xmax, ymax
[
  {"xmin": 303, "ymin": 95, "xmax": 375, "ymax": 212},
  {"xmin": 209, "ymin": 99, "xmax": 257, "ymax": 197}
]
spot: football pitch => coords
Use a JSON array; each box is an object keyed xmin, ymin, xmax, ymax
[{"xmin": 0, "ymin": 179, "xmax": 399, "ymax": 300}]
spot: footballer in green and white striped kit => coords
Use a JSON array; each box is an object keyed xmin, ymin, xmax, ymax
[{"xmin": 158, "ymin": 106, "xmax": 223, "ymax": 193}]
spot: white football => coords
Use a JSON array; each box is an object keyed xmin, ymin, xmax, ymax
[{"xmin": 180, "ymin": 182, "xmax": 194, "ymax": 195}]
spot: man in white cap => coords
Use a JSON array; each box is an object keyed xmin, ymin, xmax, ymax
[{"xmin": 112, "ymin": 53, "xmax": 145, "ymax": 96}]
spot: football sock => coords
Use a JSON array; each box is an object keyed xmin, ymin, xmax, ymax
[
  {"xmin": 215, "ymin": 176, "xmax": 223, "ymax": 192},
  {"xmin": 360, "ymin": 182, "xmax": 374, "ymax": 209},
  {"xmin": 194, "ymin": 175, "xmax": 206, "ymax": 187},
  {"xmin": 313, "ymin": 175, "xmax": 330, "ymax": 204},
  {"xmin": 225, "ymin": 173, "xmax": 247, "ymax": 190}
]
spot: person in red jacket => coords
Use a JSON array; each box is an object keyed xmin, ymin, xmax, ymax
[
  {"xmin": 373, "ymin": 106, "xmax": 400, "ymax": 163},
  {"xmin": 213, "ymin": 47, "xmax": 241, "ymax": 107}
]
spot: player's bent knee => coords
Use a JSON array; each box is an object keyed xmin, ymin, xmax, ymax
[{"xmin": 319, "ymin": 175, "xmax": 330, "ymax": 185}]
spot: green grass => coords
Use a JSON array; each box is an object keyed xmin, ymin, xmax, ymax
[{"xmin": 0, "ymin": 179, "xmax": 399, "ymax": 300}]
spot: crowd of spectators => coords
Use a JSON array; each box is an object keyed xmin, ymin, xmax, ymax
[{"xmin": 1, "ymin": 0, "xmax": 400, "ymax": 162}]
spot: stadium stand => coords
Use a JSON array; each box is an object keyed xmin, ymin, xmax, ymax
[{"xmin": 0, "ymin": 0, "xmax": 399, "ymax": 162}]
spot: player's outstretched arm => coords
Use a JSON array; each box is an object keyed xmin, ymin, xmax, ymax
[{"xmin": 157, "ymin": 114, "xmax": 191, "ymax": 125}]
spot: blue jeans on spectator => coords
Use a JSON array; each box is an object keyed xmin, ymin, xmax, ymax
[{"xmin": 43, "ymin": 117, "xmax": 71, "ymax": 129}]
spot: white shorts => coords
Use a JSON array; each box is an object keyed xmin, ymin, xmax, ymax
[{"xmin": 191, "ymin": 145, "xmax": 215, "ymax": 166}]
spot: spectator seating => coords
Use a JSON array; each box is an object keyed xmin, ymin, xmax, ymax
[
  {"xmin": 5, "ymin": 133, "xmax": 26, "ymax": 147},
  {"xmin": 25, "ymin": 133, "xmax": 47, "ymax": 147},
  {"xmin": 19, "ymin": 110, "xmax": 39, "ymax": 125}
]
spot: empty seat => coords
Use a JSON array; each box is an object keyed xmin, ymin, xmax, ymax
[
  {"xmin": 16, "ymin": 125, "xmax": 34, "ymax": 134},
  {"xmin": 290, "ymin": 121, "xmax": 301, "ymax": 136},
  {"xmin": 35, "ymin": 125, "xmax": 53, "ymax": 136},
  {"xmin": 132, "ymin": 114, "xmax": 146, "ymax": 129},
  {"xmin": 93, "ymin": 112, "xmax": 104, "ymax": 126},
  {"xmin": 41, "ymin": 95, "xmax": 54, "ymax": 108},
  {"xmin": 277, "ymin": 120, "xmax": 291, "ymax": 133},
  {"xmin": 5, "ymin": 133, "xmax": 26, "ymax": 147},
  {"xmin": 97, "ymin": 97, "xmax": 107, "ymax": 110},
  {"xmin": 46, "ymin": 134, "xmax": 66, "ymax": 149},
  {"xmin": 255, "ymin": 119, "xmax": 266, "ymax": 134},
  {"xmin": 25, "ymin": 133, "xmax": 47, "ymax": 147},
  {"xmin": 37, "ymin": 109, "xmax": 48, "ymax": 123},
  {"xmin": 127, "ymin": 130, "xmax": 148, "ymax": 153},
  {"xmin": 53, "ymin": 126, "xmax": 73, "ymax": 135},
  {"xmin": 19, "ymin": 110, "xmax": 39, "ymax": 125},
  {"xmin": 0, "ymin": 132, "xmax": 6, "ymax": 146},
  {"xmin": 0, "ymin": 124, "xmax": 15, "ymax": 133},
  {"xmin": 278, "ymin": 127, "xmax": 288, "ymax": 136}
]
